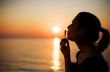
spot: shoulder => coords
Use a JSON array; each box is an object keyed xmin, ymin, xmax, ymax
[
  {"xmin": 79, "ymin": 57, "xmax": 108, "ymax": 72},
  {"xmin": 83, "ymin": 57, "xmax": 108, "ymax": 67}
]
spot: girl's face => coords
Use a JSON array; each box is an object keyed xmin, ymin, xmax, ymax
[{"xmin": 67, "ymin": 21, "xmax": 83, "ymax": 41}]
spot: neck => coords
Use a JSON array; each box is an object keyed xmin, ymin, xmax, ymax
[{"xmin": 75, "ymin": 41, "xmax": 95, "ymax": 52}]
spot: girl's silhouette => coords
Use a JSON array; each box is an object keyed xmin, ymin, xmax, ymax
[{"xmin": 60, "ymin": 12, "xmax": 109, "ymax": 72}]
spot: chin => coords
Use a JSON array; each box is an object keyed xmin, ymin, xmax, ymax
[{"xmin": 67, "ymin": 36, "xmax": 72, "ymax": 41}]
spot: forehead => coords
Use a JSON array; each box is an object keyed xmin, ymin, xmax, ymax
[
  {"xmin": 68, "ymin": 22, "xmax": 79, "ymax": 29},
  {"xmin": 71, "ymin": 20, "xmax": 79, "ymax": 26},
  {"xmin": 72, "ymin": 18, "xmax": 79, "ymax": 24}
]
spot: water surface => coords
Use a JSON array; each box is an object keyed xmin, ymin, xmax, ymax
[{"xmin": 0, "ymin": 38, "xmax": 110, "ymax": 72}]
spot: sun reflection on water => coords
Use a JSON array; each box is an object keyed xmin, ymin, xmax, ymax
[{"xmin": 51, "ymin": 37, "xmax": 61, "ymax": 71}]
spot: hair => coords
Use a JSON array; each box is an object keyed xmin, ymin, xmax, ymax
[
  {"xmin": 98, "ymin": 28, "xmax": 110, "ymax": 52},
  {"xmin": 73, "ymin": 12, "xmax": 110, "ymax": 52}
]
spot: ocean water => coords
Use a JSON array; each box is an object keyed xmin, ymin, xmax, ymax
[
  {"xmin": 0, "ymin": 38, "xmax": 110, "ymax": 72},
  {"xmin": 0, "ymin": 38, "xmax": 65, "ymax": 72}
]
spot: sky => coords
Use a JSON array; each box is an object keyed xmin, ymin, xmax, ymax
[{"xmin": 0, "ymin": 0, "xmax": 110, "ymax": 38}]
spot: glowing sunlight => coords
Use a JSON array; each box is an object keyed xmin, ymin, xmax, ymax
[
  {"xmin": 51, "ymin": 26, "xmax": 61, "ymax": 37},
  {"xmin": 51, "ymin": 37, "xmax": 61, "ymax": 71}
]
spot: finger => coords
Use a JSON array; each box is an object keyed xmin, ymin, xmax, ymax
[
  {"xmin": 67, "ymin": 41, "xmax": 70, "ymax": 48},
  {"xmin": 60, "ymin": 38, "xmax": 68, "ymax": 45}
]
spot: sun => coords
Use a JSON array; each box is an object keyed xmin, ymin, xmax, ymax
[
  {"xmin": 51, "ymin": 26, "xmax": 61, "ymax": 37},
  {"xmin": 52, "ymin": 26, "xmax": 61, "ymax": 34}
]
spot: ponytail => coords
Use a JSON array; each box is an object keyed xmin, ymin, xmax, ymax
[{"xmin": 97, "ymin": 28, "xmax": 110, "ymax": 52}]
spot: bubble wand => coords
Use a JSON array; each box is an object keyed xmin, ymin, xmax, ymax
[{"xmin": 64, "ymin": 30, "xmax": 67, "ymax": 38}]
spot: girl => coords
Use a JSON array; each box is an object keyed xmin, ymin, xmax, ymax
[{"xmin": 60, "ymin": 12, "xmax": 109, "ymax": 72}]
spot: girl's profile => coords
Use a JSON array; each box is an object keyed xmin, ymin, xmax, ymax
[{"xmin": 60, "ymin": 12, "xmax": 110, "ymax": 72}]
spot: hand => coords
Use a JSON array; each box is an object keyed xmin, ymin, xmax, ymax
[{"xmin": 60, "ymin": 38, "xmax": 70, "ymax": 59}]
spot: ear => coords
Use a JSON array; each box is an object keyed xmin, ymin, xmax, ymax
[{"xmin": 78, "ymin": 29, "xmax": 85, "ymax": 36}]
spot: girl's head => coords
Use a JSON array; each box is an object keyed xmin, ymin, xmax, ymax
[{"xmin": 67, "ymin": 12, "xmax": 110, "ymax": 52}]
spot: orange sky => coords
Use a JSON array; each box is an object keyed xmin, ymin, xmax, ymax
[{"xmin": 0, "ymin": 0, "xmax": 110, "ymax": 38}]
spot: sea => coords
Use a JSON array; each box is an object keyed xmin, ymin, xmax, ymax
[{"xmin": 0, "ymin": 38, "xmax": 110, "ymax": 72}]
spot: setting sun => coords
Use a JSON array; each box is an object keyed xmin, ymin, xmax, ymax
[
  {"xmin": 52, "ymin": 26, "xmax": 61, "ymax": 34},
  {"xmin": 51, "ymin": 26, "xmax": 62, "ymax": 37}
]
